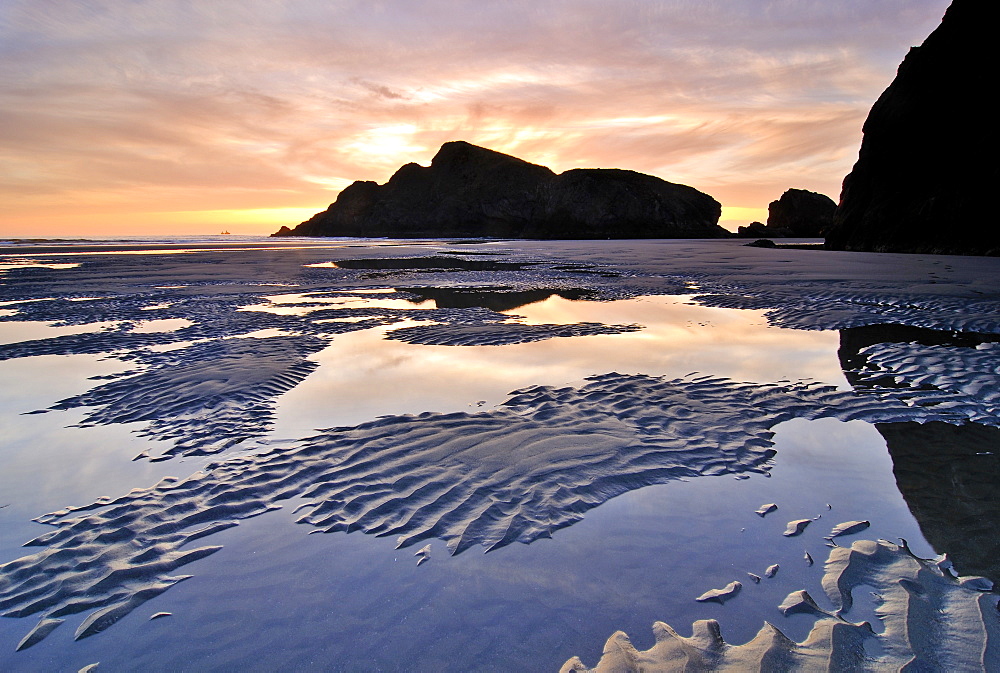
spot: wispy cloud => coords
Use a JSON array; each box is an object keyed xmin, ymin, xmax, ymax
[{"xmin": 0, "ymin": 0, "xmax": 953, "ymax": 234}]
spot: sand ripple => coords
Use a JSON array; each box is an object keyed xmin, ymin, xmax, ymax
[
  {"xmin": 31, "ymin": 336, "xmax": 325, "ymax": 458},
  {"xmin": 1, "ymin": 288, "xmax": 642, "ymax": 457},
  {"xmin": 696, "ymin": 288, "xmax": 1000, "ymax": 334},
  {"xmin": 385, "ymin": 321, "xmax": 642, "ymax": 346},
  {"xmin": 857, "ymin": 340, "xmax": 1000, "ymax": 422},
  {"xmin": 562, "ymin": 539, "xmax": 1000, "ymax": 671},
  {"xmin": 0, "ymin": 371, "xmax": 983, "ymax": 649}
]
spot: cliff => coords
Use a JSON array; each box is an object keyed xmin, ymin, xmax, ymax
[
  {"xmin": 825, "ymin": 0, "xmax": 1000, "ymax": 255},
  {"xmin": 274, "ymin": 141, "xmax": 727, "ymax": 239}
]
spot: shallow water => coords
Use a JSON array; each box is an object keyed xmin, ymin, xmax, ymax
[
  {"xmin": 0, "ymin": 417, "xmax": 935, "ymax": 671},
  {"xmin": 0, "ymin": 320, "xmax": 121, "ymax": 345},
  {"xmin": 0, "ymin": 238, "xmax": 997, "ymax": 671},
  {"xmin": 269, "ymin": 293, "xmax": 843, "ymax": 437}
]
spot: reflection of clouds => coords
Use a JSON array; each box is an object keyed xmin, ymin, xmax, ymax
[
  {"xmin": 0, "ymin": 320, "xmax": 120, "ymax": 346},
  {"xmin": 270, "ymin": 296, "xmax": 844, "ymax": 436},
  {"xmin": 1, "ymin": 0, "xmax": 953, "ymax": 231}
]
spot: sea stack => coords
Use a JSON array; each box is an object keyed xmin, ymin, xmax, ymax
[
  {"xmin": 825, "ymin": 0, "xmax": 1000, "ymax": 255},
  {"xmin": 274, "ymin": 141, "xmax": 727, "ymax": 239},
  {"xmin": 737, "ymin": 188, "xmax": 835, "ymax": 238}
]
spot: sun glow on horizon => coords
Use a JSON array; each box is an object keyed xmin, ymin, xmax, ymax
[
  {"xmin": 3, "ymin": 208, "xmax": 325, "ymax": 238},
  {"xmin": 0, "ymin": 1, "xmax": 953, "ymax": 237},
  {"xmin": 720, "ymin": 206, "xmax": 768, "ymax": 226}
]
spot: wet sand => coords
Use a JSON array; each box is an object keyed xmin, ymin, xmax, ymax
[{"xmin": 1, "ymin": 237, "xmax": 998, "ymax": 670}]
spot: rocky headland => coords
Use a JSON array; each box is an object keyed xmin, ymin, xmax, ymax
[
  {"xmin": 825, "ymin": 0, "xmax": 999, "ymax": 255},
  {"xmin": 273, "ymin": 141, "xmax": 728, "ymax": 239}
]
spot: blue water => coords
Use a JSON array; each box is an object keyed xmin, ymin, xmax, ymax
[{"xmin": 0, "ymin": 238, "xmax": 970, "ymax": 671}]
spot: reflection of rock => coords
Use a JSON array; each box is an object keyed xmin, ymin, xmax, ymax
[
  {"xmin": 401, "ymin": 287, "xmax": 592, "ymax": 312},
  {"xmin": 826, "ymin": 0, "xmax": 1000, "ymax": 254},
  {"xmin": 737, "ymin": 189, "xmax": 835, "ymax": 238},
  {"xmin": 877, "ymin": 421, "xmax": 1000, "ymax": 582},
  {"xmin": 274, "ymin": 141, "xmax": 727, "ymax": 239},
  {"xmin": 837, "ymin": 323, "xmax": 1000, "ymax": 389},
  {"xmin": 4, "ymin": 371, "xmax": 967, "ymax": 648},
  {"xmin": 842, "ymin": 328, "xmax": 1000, "ymax": 425},
  {"xmin": 837, "ymin": 324, "xmax": 1000, "ymax": 581}
]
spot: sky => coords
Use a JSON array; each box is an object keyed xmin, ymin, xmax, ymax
[{"xmin": 0, "ymin": 0, "xmax": 953, "ymax": 237}]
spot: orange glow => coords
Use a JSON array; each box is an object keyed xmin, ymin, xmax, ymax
[
  {"xmin": 720, "ymin": 206, "xmax": 769, "ymax": 232},
  {"xmin": 2, "ymin": 208, "xmax": 324, "ymax": 238},
  {"xmin": 0, "ymin": 2, "xmax": 952, "ymax": 237}
]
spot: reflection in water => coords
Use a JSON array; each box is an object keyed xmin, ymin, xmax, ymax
[
  {"xmin": 0, "ymin": 320, "xmax": 121, "ymax": 346},
  {"xmin": 400, "ymin": 286, "xmax": 593, "ymax": 312},
  {"xmin": 0, "ymin": 261, "xmax": 81, "ymax": 274},
  {"xmin": 270, "ymin": 295, "xmax": 844, "ymax": 436},
  {"xmin": 240, "ymin": 291, "xmax": 434, "ymax": 315},
  {"xmin": 2, "ymin": 239, "xmax": 998, "ymax": 671},
  {"xmin": 129, "ymin": 318, "xmax": 194, "ymax": 333},
  {"xmin": 838, "ymin": 323, "xmax": 1000, "ymax": 385},
  {"xmin": 839, "ymin": 324, "xmax": 1000, "ymax": 582},
  {"xmin": 877, "ymin": 421, "xmax": 1000, "ymax": 583}
]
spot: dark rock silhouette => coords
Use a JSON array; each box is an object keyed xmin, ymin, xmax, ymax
[
  {"xmin": 274, "ymin": 141, "xmax": 727, "ymax": 239},
  {"xmin": 765, "ymin": 188, "xmax": 836, "ymax": 236},
  {"xmin": 878, "ymin": 420, "xmax": 1000, "ymax": 583},
  {"xmin": 401, "ymin": 287, "xmax": 592, "ymax": 312},
  {"xmin": 737, "ymin": 189, "xmax": 835, "ymax": 238},
  {"xmin": 738, "ymin": 221, "xmax": 768, "ymax": 238},
  {"xmin": 826, "ymin": 0, "xmax": 1000, "ymax": 255}
]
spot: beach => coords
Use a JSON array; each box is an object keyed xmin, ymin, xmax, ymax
[{"xmin": 1, "ymin": 236, "xmax": 998, "ymax": 671}]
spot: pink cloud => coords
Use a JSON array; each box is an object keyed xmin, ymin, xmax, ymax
[{"xmin": 0, "ymin": 0, "xmax": 954, "ymax": 234}]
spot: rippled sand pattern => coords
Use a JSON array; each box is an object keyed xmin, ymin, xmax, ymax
[
  {"xmin": 563, "ymin": 539, "xmax": 1000, "ymax": 671},
  {"xmin": 2, "ymin": 287, "xmax": 645, "ymax": 457},
  {"xmin": 858, "ymin": 340, "xmax": 1000, "ymax": 421},
  {"xmin": 696, "ymin": 287, "xmax": 1000, "ymax": 334},
  {"xmin": 34, "ymin": 336, "xmax": 324, "ymax": 458},
  {"xmin": 0, "ymin": 371, "xmax": 983, "ymax": 649},
  {"xmin": 385, "ymin": 320, "xmax": 642, "ymax": 345},
  {"xmin": 3, "ymin": 240, "xmax": 1000, "ymax": 667}
]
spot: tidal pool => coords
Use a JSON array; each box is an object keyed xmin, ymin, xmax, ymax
[
  {"xmin": 0, "ymin": 238, "xmax": 997, "ymax": 672},
  {"xmin": 269, "ymin": 293, "xmax": 844, "ymax": 437}
]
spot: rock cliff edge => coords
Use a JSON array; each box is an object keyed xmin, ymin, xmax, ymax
[{"xmin": 826, "ymin": 0, "xmax": 1000, "ymax": 255}]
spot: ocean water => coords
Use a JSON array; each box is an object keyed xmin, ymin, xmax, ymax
[{"xmin": 0, "ymin": 237, "xmax": 997, "ymax": 671}]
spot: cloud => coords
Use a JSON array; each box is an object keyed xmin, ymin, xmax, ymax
[{"xmin": 0, "ymin": 0, "xmax": 954, "ymax": 234}]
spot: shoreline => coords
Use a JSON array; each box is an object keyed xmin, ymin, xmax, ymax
[{"xmin": 0, "ymin": 238, "xmax": 998, "ymax": 670}]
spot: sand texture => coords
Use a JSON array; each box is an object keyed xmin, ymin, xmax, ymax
[
  {"xmin": 1, "ymin": 370, "xmax": 993, "ymax": 649},
  {"xmin": 562, "ymin": 539, "xmax": 1000, "ymax": 671},
  {"xmin": 856, "ymin": 340, "xmax": 1000, "ymax": 421},
  {"xmin": 34, "ymin": 336, "xmax": 324, "ymax": 457},
  {"xmin": 2, "ymin": 287, "xmax": 645, "ymax": 457},
  {"xmin": 1, "ymin": 238, "xmax": 999, "ymax": 669},
  {"xmin": 0, "ymin": 249, "xmax": 663, "ymax": 459},
  {"xmin": 385, "ymin": 320, "xmax": 642, "ymax": 346}
]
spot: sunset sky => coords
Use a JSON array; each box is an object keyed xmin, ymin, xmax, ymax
[{"xmin": 1, "ymin": 0, "xmax": 952, "ymax": 237}]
